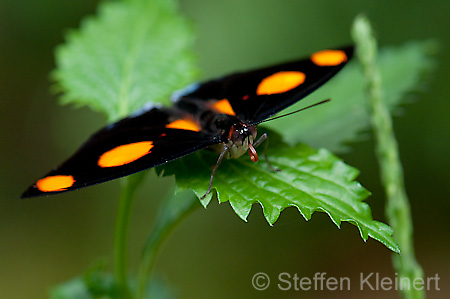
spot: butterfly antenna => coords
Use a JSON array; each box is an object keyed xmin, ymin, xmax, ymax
[{"xmin": 257, "ymin": 99, "xmax": 331, "ymax": 124}]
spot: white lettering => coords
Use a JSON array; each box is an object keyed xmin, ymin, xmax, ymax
[
  {"xmin": 380, "ymin": 276, "xmax": 392, "ymax": 290},
  {"xmin": 427, "ymin": 273, "xmax": 440, "ymax": 291},
  {"xmin": 299, "ymin": 276, "xmax": 311, "ymax": 290},
  {"xmin": 277, "ymin": 272, "xmax": 291, "ymax": 291},
  {"xmin": 326, "ymin": 277, "xmax": 338, "ymax": 291},
  {"xmin": 360, "ymin": 272, "xmax": 375, "ymax": 290},
  {"xmin": 413, "ymin": 277, "xmax": 424, "ymax": 290}
]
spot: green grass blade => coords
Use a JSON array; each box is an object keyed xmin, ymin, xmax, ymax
[{"xmin": 352, "ymin": 15, "xmax": 425, "ymax": 299}]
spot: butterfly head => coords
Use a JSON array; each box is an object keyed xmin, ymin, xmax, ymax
[{"xmin": 227, "ymin": 123, "xmax": 258, "ymax": 162}]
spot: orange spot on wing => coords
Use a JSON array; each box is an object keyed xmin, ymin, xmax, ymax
[
  {"xmin": 98, "ymin": 141, "xmax": 154, "ymax": 168},
  {"xmin": 213, "ymin": 99, "xmax": 236, "ymax": 116},
  {"xmin": 36, "ymin": 175, "xmax": 75, "ymax": 192},
  {"xmin": 165, "ymin": 119, "xmax": 201, "ymax": 132},
  {"xmin": 311, "ymin": 49, "xmax": 347, "ymax": 66},
  {"xmin": 256, "ymin": 71, "xmax": 305, "ymax": 95}
]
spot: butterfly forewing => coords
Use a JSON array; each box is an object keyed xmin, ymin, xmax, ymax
[
  {"xmin": 173, "ymin": 47, "xmax": 353, "ymax": 124},
  {"xmin": 22, "ymin": 107, "xmax": 219, "ymax": 198}
]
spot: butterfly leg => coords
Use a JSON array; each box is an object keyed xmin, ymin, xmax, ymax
[
  {"xmin": 201, "ymin": 146, "xmax": 230, "ymax": 200},
  {"xmin": 253, "ymin": 133, "xmax": 281, "ymax": 172}
]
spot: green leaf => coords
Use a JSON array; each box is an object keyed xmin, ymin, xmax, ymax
[
  {"xmin": 264, "ymin": 41, "xmax": 436, "ymax": 152},
  {"xmin": 50, "ymin": 277, "xmax": 90, "ymax": 299},
  {"xmin": 159, "ymin": 131, "xmax": 400, "ymax": 253},
  {"xmin": 49, "ymin": 265, "xmax": 177, "ymax": 299},
  {"xmin": 50, "ymin": 268, "xmax": 119, "ymax": 299},
  {"xmin": 54, "ymin": 0, "xmax": 198, "ymax": 121}
]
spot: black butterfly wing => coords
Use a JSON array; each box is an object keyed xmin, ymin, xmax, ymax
[
  {"xmin": 22, "ymin": 107, "xmax": 220, "ymax": 198},
  {"xmin": 22, "ymin": 47, "xmax": 353, "ymax": 198},
  {"xmin": 172, "ymin": 47, "xmax": 353, "ymax": 124}
]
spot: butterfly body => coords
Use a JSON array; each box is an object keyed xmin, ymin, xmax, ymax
[
  {"xmin": 22, "ymin": 47, "xmax": 353, "ymax": 198},
  {"xmin": 161, "ymin": 94, "xmax": 261, "ymax": 161}
]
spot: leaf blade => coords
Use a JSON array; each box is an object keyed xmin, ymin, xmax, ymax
[
  {"xmin": 54, "ymin": 0, "xmax": 198, "ymax": 121},
  {"xmin": 160, "ymin": 132, "xmax": 400, "ymax": 253}
]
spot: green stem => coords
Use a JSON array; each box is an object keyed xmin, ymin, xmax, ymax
[
  {"xmin": 137, "ymin": 190, "xmax": 199, "ymax": 298},
  {"xmin": 352, "ymin": 15, "xmax": 424, "ymax": 299},
  {"xmin": 114, "ymin": 172, "xmax": 147, "ymax": 298}
]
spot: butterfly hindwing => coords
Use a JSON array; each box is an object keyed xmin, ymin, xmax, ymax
[
  {"xmin": 172, "ymin": 47, "xmax": 353, "ymax": 124},
  {"xmin": 22, "ymin": 107, "xmax": 220, "ymax": 198}
]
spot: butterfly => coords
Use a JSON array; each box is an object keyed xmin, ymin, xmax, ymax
[{"xmin": 22, "ymin": 47, "xmax": 353, "ymax": 199}]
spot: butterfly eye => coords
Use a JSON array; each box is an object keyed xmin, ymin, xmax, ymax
[{"xmin": 231, "ymin": 129, "xmax": 241, "ymax": 141}]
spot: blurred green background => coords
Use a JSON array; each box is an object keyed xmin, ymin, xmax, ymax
[{"xmin": 1, "ymin": 0, "xmax": 449, "ymax": 298}]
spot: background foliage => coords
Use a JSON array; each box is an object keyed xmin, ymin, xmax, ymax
[{"xmin": 1, "ymin": 0, "xmax": 449, "ymax": 298}]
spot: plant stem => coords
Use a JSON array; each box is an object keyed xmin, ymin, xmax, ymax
[
  {"xmin": 352, "ymin": 15, "xmax": 424, "ymax": 299},
  {"xmin": 137, "ymin": 190, "xmax": 199, "ymax": 298},
  {"xmin": 114, "ymin": 172, "xmax": 147, "ymax": 298}
]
